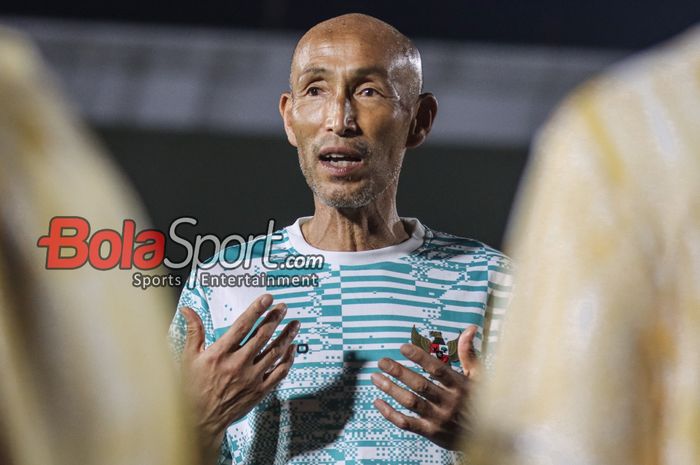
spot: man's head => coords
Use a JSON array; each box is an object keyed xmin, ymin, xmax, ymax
[{"xmin": 279, "ymin": 13, "xmax": 437, "ymax": 209}]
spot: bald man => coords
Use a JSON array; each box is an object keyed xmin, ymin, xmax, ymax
[{"xmin": 169, "ymin": 13, "xmax": 513, "ymax": 465}]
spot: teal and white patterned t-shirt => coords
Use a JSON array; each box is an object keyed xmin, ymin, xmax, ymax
[{"xmin": 169, "ymin": 217, "xmax": 513, "ymax": 465}]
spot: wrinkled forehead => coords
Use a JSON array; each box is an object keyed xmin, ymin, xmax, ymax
[{"xmin": 290, "ymin": 32, "xmax": 420, "ymax": 91}]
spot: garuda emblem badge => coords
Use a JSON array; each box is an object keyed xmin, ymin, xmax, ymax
[{"xmin": 411, "ymin": 326, "xmax": 459, "ymax": 364}]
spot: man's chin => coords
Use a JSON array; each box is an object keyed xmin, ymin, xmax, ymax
[{"xmin": 316, "ymin": 188, "xmax": 375, "ymax": 209}]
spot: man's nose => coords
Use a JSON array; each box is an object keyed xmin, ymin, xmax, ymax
[{"xmin": 326, "ymin": 93, "xmax": 358, "ymax": 136}]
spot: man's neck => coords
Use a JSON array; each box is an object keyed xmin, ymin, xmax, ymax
[{"xmin": 301, "ymin": 197, "xmax": 410, "ymax": 252}]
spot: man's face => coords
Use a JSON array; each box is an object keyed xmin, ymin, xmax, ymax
[{"xmin": 281, "ymin": 32, "xmax": 416, "ymax": 208}]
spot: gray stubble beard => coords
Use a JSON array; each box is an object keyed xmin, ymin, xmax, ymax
[{"xmin": 297, "ymin": 151, "xmax": 402, "ymax": 209}]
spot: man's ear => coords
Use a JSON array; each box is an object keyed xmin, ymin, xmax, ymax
[
  {"xmin": 406, "ymin": 93, "xmax": 438, "ymax": 149},
  {"xmin": 279, "ymin": 92, "xmax": 298, "ymax": 147}
]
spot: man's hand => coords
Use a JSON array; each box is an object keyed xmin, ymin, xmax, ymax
[
  {"xmin": 180, "ymin": 294, "xmax": 299, "ymax": 462},
  {"xmin": 371, "ymin": 326, "xmax": 480, "ymax": 450}
]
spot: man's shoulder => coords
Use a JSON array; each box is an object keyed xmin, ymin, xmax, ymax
[{"xmin": 422, "ymin": 227, "xmax": 511, "ymax": 265}]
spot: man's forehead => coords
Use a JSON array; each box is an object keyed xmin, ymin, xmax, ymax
[
  {"xmin": 288, "ymin": 15, "xmax": 422, "ymax": 96},
  {"xmin": 291, "ymin": 38, "xmax": 421, "ymax": 95},
  {"xmin": 292, "ymin": 35, "xmax": 399, "ymax": 78}
]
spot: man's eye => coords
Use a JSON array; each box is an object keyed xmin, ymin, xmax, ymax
[
  {"xmin": 307, "ymin": 87, "xmax": 321, "ymax": 96},
  {"xmin": 359, "ymin": 88, "xmax": 378, "ymax": 97}
]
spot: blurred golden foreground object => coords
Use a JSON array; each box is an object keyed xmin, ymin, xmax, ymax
[
  {"xmin": 465, "ymin": 24, "xmax": 700, "ymax": 465},
  {"xmin": 0, "ymin": 28, "xmax": 198, "ymax": 465}
]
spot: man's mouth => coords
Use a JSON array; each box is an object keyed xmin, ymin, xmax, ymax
[
  {"xmin": 318, "ymin": 153, "xmax": 363, "ymax": 167},
  {"xmin": 318, "ymin": 147, "xmax": 365, "ymax": 176}
]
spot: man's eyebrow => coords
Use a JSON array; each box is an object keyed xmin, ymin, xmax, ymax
[{"xmin": 298, "ymin": 66, "xmax": 328, "ymax": 81}]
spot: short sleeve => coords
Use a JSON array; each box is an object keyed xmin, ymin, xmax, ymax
[{"xmin": 480, "ymin": 252, "xmax": 514, "ymax": 369}]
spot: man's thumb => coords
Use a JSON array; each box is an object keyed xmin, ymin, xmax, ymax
[
  {"xmin": 457, "ymin": 325, "xmax": 479, "ymax": 377},
  {"xmin": 181, "ymin": 306, "xmax": 205, "ymax": 354}
]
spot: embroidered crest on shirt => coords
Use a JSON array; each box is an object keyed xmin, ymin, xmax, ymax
[{"xmin": 411, "ymin": 326, "xmax": 459, "ymax": 364}]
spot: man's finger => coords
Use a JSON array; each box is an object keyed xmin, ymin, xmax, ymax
[
  {"xmin": 212, "ymin": 293, "xmax": 274, "ymax": 352},
  {"xmin": 181, "ymin": 306, "xmax": 205, "ymax": 355},
  {"xmin": 373, "ymin": 398, "xmax": 431, "ymax": 436},
  {"xmin": 240, "ymin": 303, "xmax": 287, "ymax": 358},
  {"xmin": 261, "ymin": 343, "xmax": 296, "ymax": 390},
  {"xmin": 254, "ymin": 319, "xmax": 300, "ymax": 370},
  {"xmin": 371, "ymin": 372, "xmax": 435, "ymax": 417},
  {"xmin": 376, "ymin": 358, "xmax": 445, "ymax": 403},
  {"xmin": 399, "ymin": 344, "xmax": 460, "ymax": 387},
  {"xmin": 457, "ymin": 325, "xmax": 480, "ymax": 379}
]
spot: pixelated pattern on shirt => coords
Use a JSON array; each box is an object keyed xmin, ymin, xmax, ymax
[{"xmin": 168, "ymin": 223, "xmax": 513, "ymax": 465}]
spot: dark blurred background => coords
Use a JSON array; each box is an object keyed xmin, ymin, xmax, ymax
[
  {"xmin": 5, "ymin": 1, "xmax": 700, "ymax": 49},
  {"xmin": 2, "ymin": 1, "xmax": 699, "ymax": 290}
]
